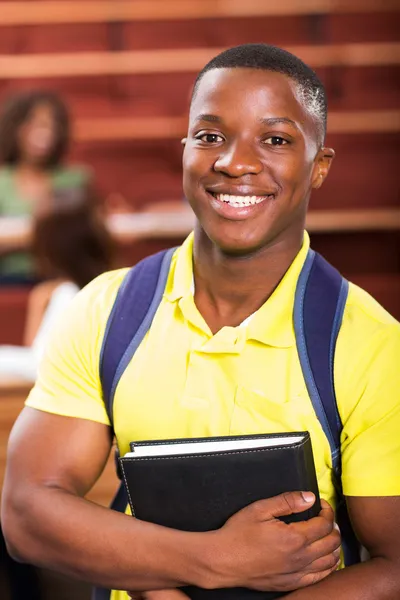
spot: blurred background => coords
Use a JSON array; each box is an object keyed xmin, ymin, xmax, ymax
[{"xmin": 0, "ymin": 1, "xmax": 399, "ymax": 598}]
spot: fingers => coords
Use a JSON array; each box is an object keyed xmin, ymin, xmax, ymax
[
  {"xmin": 294, "ymin": 500, "xmax": 336, "ymax": 545},
  {"xmin": 319, "ymin": 499, "xmax": 335, "ymax": 522},
  {"xmin": 248, "ymin": 491, "xmax": 316, "ymax": 520},
  {"xmin": 297, "ymin": 558, "xmax": 341, "ymax": 589},
  {"xmin": 306, "ymin": 548, "xmax": 341, "ymax": 573},
  {"xmin": 303, "ymin": 525, "xmax": 341, "ymax": 566}
]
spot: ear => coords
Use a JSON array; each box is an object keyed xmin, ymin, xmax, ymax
[{"xmin": 311, "ymin": 147, "xmax": 335, "ymax": 189}]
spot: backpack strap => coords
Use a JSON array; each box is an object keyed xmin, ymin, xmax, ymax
[
  {"xmin": 100, "ymin": 246, "xmax": 176, "ymax": 429},
  {"xmin": 93, "ymin": 247, "xmax": 176, "ymax": 600},
  {"xmin": 294, "ymin": 249, "xmax": 347, "ymax": 470},
  {"xmin": 294, "ymin": 248, "xmax": 360, "ymax": 565}
]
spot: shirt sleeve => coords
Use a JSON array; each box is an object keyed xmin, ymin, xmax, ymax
[
  {"xmin": 26, "ymin": 270, "xmax": 127, "ymax": 425},
  {"xmin": 338, "ymin": 319, "xmax": 400, "ymax": 496}
]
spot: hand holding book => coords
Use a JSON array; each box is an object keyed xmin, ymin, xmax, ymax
[
  {"xmin": 126, "ymin": 494, "xmax": 340, "ymax": 600},
  {"xmin": 120, "ymin": 432, "xmax": 340, "ymax": 599}
]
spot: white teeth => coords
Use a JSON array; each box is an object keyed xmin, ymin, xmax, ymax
[{"xmin": 215, "ymin": 193, "xmax": 269, "ymax": 207}]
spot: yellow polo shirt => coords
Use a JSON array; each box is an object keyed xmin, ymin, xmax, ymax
[{"xmin": 26, "ymin": 232, "xmax": 400, "ymax": 598}]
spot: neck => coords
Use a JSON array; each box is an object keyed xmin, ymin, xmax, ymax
[
  {"xmin": 192, "ymin": 225, "xmax": 304, "ymax": 332},
  {"xmin": 16, "ymin": 160, "xmax": 48, "ymax": 175}
]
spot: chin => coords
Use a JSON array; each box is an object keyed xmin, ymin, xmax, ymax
[
  {"xmin": 205, "ymin": 228, "xmax": 269, "ymax": 258},
  {"xmin": 219, "ymin": 243, "xmax": 266, "ymax": 259},
  {"xmin": 27, "ymin": 149, "xmax": 53, "ymax": 166}
]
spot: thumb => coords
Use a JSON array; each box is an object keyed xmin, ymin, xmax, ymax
[{"xmin": 250, "ymin": 491, "xmax": 315, "ymax": 520}]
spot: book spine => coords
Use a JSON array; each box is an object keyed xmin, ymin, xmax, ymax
[{"xmin": 300, "ymin": 436, "xmax": 321, "ymax": 518}]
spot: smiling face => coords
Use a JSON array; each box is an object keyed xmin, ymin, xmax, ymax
[{"xmin": 183, "ymin": 68, "xmax": 334, "ymax": 256}]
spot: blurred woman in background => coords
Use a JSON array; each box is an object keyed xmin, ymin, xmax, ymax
[
  {"xmin": 0, "ymin": 90, "xmax": 94, "ymax": 283},
  {"xmin": 0, "ymin": 203, "xmax": 114, "ymax": 382}
]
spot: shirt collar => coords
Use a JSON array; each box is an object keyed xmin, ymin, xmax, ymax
[
  {"xmin": 165, "ymin": 231, "xmax": 310, "ymax": 348},
  {"xmin": 246, "ymin": 234, "xmax": 310, "ymax": 348},
  {"xmin": 164, "ymin": 233, "xmax": 195, "ymax": 302}
]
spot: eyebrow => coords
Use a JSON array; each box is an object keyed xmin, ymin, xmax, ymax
[
  {"xmin": 194, "ymin": 114, "xmax": 222, "ymax": 123},
  {"xmin": 259, "ymin": 117, "xmax": 299, "ymax": 130},
  {"xmin": 193, "ymin": 114, "xmax": 299, "ymax": 131}
]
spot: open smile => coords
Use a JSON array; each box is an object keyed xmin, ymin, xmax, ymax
[
  {"xmin": 205, "ymin": 189, "xmax": 276, "ymax": 221},
  {"xmin": 209, "ymin": 192, "xmax": 275, "ymax": 207}
]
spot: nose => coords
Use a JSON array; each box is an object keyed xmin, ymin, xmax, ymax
[{"xmin": 213, "ymin": 140, "xmax": 263, "ymax": 177}]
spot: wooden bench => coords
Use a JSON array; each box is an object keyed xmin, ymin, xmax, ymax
[
  {"xmin": 2, "ymin": 0, "xmax": 399, "ymax": 26},
  {"xmin": 1, "ymin": 43, "xmax": 399, "ymax": 79}
]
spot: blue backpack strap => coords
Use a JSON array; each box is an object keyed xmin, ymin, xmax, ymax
[
  {"xmin": 93, "ymin": 247, "xmax": 176, "ymax": 600},
  {"xmin": 100, "ymin": 246, "xmax": 176, "ymax": 429},
  {"xmin": 294, "ymin": 248, "xmax": 360, "ymax": 566}
]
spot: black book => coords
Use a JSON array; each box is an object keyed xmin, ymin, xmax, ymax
[{"xmin": 119, "ymin": 431, "xmax": 320, "ymax": 600}]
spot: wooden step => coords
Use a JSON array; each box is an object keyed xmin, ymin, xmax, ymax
[
  {"xmin": 1, "ymin": 13, "xmax": 398, "ymax": 56},
  {"xmin": 1, "ymin": 43, "xmax": 399, "ymax": 79},
  {"xmin": 2, "ymin": 64, "xmax": 397, "ymax": 118},
  {"xmin": 0, "ymin": 287, "xmax": 30, "ymax": 345},
  {"xmin": 2, "ymin": 0, "xmax": 399, "ymax": 27},
  {"xmin": 311, "ymin": 231, "xmax": 400, "ymax": 281}
]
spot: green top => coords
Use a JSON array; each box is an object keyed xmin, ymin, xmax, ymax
[{"xmin": 0, "ymin": 165, "xmax": 91, "ymax": 279}]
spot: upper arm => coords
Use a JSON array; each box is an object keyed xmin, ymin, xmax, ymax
[
  {"xmin": 4, "ymin": 407, "xmax": 112, "ymax": 500},
  {"xmin": 346, "ymin": 496, "xmax": 400, "ymax": 563}
]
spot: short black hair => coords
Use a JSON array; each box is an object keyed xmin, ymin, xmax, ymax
[
  {"xmin": 192, "ymin": 43, "xmax": 327, "ymax": 145},
  {"xmin": 0, "ymin": 89, "xmax": 70, "ymax": 167}
]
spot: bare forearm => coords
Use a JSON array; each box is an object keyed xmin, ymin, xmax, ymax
[
  {"xmin": 0, "ymin": 237, "xmax": 31, "ymax": 255},
  {"xmin": 288, "ymin": 558, "xmax": 400, "ymax": 600},
  {"xmin": 3, "ymin": 486, "xmax": 214, "ymax": 591}
]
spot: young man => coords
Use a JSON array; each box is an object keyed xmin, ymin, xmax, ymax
[{"xmin": 2, "ymin": 44, "xmax": 400, "ymax": 600}]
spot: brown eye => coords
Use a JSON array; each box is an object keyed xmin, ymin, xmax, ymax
[
  {"xmin": 196, "ymin": 133, "xmax": 224, "ymax": 144},
  {"xmin": 264, "ymin": 136, "xmax": 288, "ymax": 146}
]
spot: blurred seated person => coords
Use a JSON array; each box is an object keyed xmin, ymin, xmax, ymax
[
  {"xmin": 0, "ymin": 204, "xmax": 113, "ymax": 382},
  {"xmin": 0, "ymin": 90, "xmax": 94, "ymax": 284}
]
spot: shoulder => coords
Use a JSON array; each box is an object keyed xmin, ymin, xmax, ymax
[
  {"xmin": 33, "ymin": 270, "xmax": 129, "ymax": 349},
  {"xmin": 42, "ymin": 268, "xmax": 130, "ymax": 348},
  {"xmin": 346, "ymin": 281, "xmax": 398, "ymax": 327},
  {"xmin": 32, "ymin": 269, "xmax": 129, "ymax": 392},
  {"xmin": 335, "ymin": 280, "xmax": 400, "ymax": 419},
  {"xmin": 72, "ymin": 268, "xmax": 130, "ymax": 324},
  {"xmin": 340, "ymin": 281, "xmax": 399, "ymax": 348}
]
